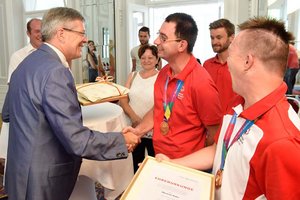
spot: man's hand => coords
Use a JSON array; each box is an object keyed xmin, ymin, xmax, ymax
[
  {"xmin": 123, "ymin": 128, "xmax": 140, "ymax": 152},
  {"xmin": 123, "ymin": 126, "xmax": 138, "ymax": 135}
]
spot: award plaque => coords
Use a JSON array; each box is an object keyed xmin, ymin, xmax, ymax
[{"xmin": 120, "ymin": 156, "xmax": 215, "ymax": 200}]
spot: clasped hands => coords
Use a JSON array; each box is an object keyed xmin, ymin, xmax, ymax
[
  {"xmin": 122, "ymin": 126, "xmax": 172, "ymax": 163},
  {"xmin": 122, "ymin": 126, "xmax": 141, "ymax": 153}
]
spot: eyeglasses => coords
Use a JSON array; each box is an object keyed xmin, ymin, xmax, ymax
[
  {"xmin": 63, "ymin": 28, "xmax": 86, "ymax": 37},
  {"xmin": 156, "ymin": 32, "xmax": 182, "ymax": 43}
]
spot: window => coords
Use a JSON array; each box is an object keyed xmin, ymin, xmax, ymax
[{"xmin": 23, "ymin": 0, "xmax": 66, "ymax": 12}]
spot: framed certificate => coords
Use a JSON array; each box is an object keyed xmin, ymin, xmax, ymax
[{"xmin": 120, "ymin": 156, "xmax": 215, "ymax": 200}]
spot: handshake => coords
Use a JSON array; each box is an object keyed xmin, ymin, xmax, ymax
[
  {"xmin": 121, "ymin": 126, "xmax": 172, "ymax": 163},
  {"xmin": 122, "ymin": 126, "xmax": 141, "ymax": 153}
]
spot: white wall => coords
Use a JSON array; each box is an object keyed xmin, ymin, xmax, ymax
[
  {"xmin": 115, "ymin": 0, "xmax": 129, "ymax": 85},
  {"xmin": 224, "ymin": 0, "xmax": 258, "ymax": 31}
]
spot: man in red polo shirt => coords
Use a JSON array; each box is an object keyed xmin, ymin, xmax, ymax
[
  {"xmin": 204, "ymin": 19, "xmax": 237, "ymax": 113},
  {"xmin": 124, "ymin": 13, "xmax": 222, "ymax": 159}
]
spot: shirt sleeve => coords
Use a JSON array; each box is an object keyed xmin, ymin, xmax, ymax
[
  {"xmin": 191, "ymin": 71, "xmax": 222, "ymax": 126},
  {"xmin": 255, "ymin": 138, "xmax": 300, "ymax": 199}
]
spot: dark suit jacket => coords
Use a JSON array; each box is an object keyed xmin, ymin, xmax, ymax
[{"xmin": 2, "ymin": 44, "xmax": 128, "ymax": 200}]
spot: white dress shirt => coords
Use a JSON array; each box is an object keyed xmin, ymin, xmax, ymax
[{"xmin": 7, "ymin": 43, "xmax": 36, "ymax": 83}]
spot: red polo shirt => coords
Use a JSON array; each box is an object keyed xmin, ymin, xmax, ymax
[
  {"xmin": 204, "ymin": 56, "xmax": 237, "ymax": 114},
  {"xmin": 153, "ymin": 55, "xmax": 222, "ymax": 159}
]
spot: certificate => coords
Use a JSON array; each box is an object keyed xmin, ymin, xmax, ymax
[
  {"xmin": 120, "ymin": 156, "xmax": 215, "ymax": 200},
  {"xmin": 76, "ymin": 82, "xmax": 129, "ymax": 105}
]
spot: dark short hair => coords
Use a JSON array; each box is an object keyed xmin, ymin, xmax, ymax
[
  {"xmin": 139, "ymin": 26, "xmax": 150, "ymax": 36},
  {"xmin": 209, "ymin": 18, "xmax": 235, "ymax": 37},
  {"xmin": 138, "ymin": 44, "xmax": 158, "ymax": 59},
  {"xmin": 138, "ymin": 44, "xmax": 160, "ymax": 68},
  {"xmin": 165, "ymin": 13, "xmax": 198, "ymax": 53}
]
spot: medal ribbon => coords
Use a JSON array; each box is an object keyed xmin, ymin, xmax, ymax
[
  {"xmin": 163, "ymin": 78, "xmax": 184, "ymax": 122},
  {"xmin": 219, "ymin": 112, "xmax": 256, "ymax": 170}
]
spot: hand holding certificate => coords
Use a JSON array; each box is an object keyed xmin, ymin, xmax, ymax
[{"xmin": 121, "ymin": 156, "xmax": 215, "ymax": 200}]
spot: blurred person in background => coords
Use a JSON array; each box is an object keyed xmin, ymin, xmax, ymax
[
  {"xmin": 86, "ymin": 40, "xmax": 105, "ymax": 82},
  {"xmin": 7, "ymin": 18, "xmax": 42, "ymax": 84},
  {"xmin": 130, "ymin": 26, "xmax": 151, "ymax": 72},
  {"xmin": 203, "ymin": 18, "xmax": 237, "ymax": 114},
  {"xmin": 284, "ymin": 32, "xmax": 299, "ymax": 94}
]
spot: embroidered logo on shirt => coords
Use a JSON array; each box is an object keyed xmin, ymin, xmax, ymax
[{"xmin": 177, "ymin": 86, "xmax": 184, "ymax": 100}]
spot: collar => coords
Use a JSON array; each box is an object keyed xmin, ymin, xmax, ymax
[
  {"xmin": 44, "ymin": 43, "xmax": 70, "ymax": 68},
  {"xmin": 25, "ymin": 43, "xmax": 37, "ymax": 54},
  {"xmin": 166, "ymin": 55, "xmax": 199, "ymax": 81},
  {"xmin": 233, "ymin": 83, "xmax": 287, "ymax": 120},
  {"xmin": 212, "ymin": 54, "xmax": 227, "ymax": 65}
]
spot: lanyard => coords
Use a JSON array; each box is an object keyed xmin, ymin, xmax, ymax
[
  {"xmin": 219, "ymin": 112, "xmax": 256, "ymax": 170},
  {"xmin": 163, "ymin": 77, "xmax": 184, "ymax": 122}
]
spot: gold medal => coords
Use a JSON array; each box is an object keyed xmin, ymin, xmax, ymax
[
  {"xmin": 215, "ymin": 169, "xmax": 223, "ymax": 188},
  {"xmin": 160, "ymin": 121, "xmax": 169, "ymax": 136}
]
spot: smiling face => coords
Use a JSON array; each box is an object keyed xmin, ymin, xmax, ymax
[
  {"xmin": 88, "ymin": 41, "xmax": 96, "ymax": 52},
  {"xmin": 27, "ymin": 19, "xmax": 42, "ymax": 48},
  {"xmin": 140, "ymin": 49, "xmax": 158, "ymax": 70},
  {"xmin": 61, "ymin": 20, "xmax": 88, "ymax": 61},
  {"xmin": 154, "ymin": 22, "xmax": 183, "ymax": 61},
  {"xmin": 210, "ymin": 27, "xmax": 233, "ymax": 54},
  {"xmin": 227, "ymin": 33, "xmax": 246, "ymax": 94}
]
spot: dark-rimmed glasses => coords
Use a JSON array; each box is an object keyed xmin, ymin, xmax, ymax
[
  {"xmin": 63, "ymin": 28, "xmax": 86, "ymax": 37},
  {"xmin": 156, "ymin": 32, "xmax": 182, "ymax": 43}
]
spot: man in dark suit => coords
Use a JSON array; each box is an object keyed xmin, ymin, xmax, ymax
[{"xmin": 2, "ymin": 7, "xmax": 139, "ymax": 200}]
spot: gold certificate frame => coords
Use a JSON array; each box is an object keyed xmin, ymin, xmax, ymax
[{"xmin": 121, "ymin": 156, "xmax": 215, "ymax": 200}]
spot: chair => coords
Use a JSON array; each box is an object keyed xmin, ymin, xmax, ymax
[{"xmin": 286, "ymin": 95, "xmax": 300, "ymax": 117}]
